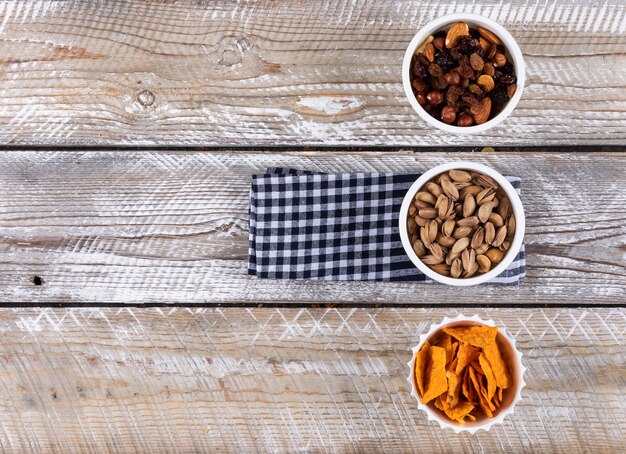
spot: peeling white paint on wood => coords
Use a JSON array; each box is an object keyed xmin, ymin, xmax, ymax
[
  {"xmin": 0, "ymin": 150, "xmax": 623, "ymax": 304},
  {"xmin": 0, "ymin": 0, "xmax": 624, "ymax": 145},
  {"xmin": 0, "ymin": 307, "xmax": 622, "ymax": 452}
]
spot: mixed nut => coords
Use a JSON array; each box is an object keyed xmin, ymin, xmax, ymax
[
  {"xmin": 410, "ymin": 22, "xmax": 517, "ymax": 126},
  {"xmin": 406, "ymin": 169, "xmax": 516, "ymax": 278}
]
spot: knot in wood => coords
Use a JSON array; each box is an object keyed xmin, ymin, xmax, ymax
[{"xmin": 137, "ymin": 89, "xmax": 155, "ymax": 107}]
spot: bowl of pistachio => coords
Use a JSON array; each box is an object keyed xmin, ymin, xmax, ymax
[{"xmin": 399, "ymin": 162, "xmax": 525, "ymax": 286}]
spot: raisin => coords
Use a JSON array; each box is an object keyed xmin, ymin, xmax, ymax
[
  {"xmin": 428, "ymin": 63, "xmax": 443, "ymax": 77},
  {"xmin": 413, "ymin": 64, "xmax": 428, "ymax": 79},
  {"xmin": 500, "ymin": 74, "xmax": 517, "ymax": 85},
  {"xmin": 458, "ymin": 64, "xmax": 474, "ymax": 79},
  {"xmin": 491, "ymin": 84, "xmax": 509, "ymax": 104},
  {"xmin": 435, "ymin": 49, "xmax": 456, "ymax": 71},
  {"xmin": 456, "ymin": 36, "xmax": 484, "ymax": 57}
]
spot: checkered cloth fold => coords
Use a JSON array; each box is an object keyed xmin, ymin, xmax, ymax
[{"xmin": 249, "ymin": 168, "xmax": 525, "ymax": 284}]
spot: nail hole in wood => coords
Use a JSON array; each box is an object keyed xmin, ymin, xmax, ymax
[{"xmin": 32, "ymin": 276, "xmax": 43, "ymax": 286}]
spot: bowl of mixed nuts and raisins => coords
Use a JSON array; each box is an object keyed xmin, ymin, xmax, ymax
[{"xmin": 402, "ymin": 14, "xmax": 525, "ymax": 134}]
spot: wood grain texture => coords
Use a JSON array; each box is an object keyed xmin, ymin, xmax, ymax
[
  {"xmin": 0, "ymin": 307, "xmax": 622, "ymax": 453},
  {"xmin": 0, "ymin": 150, "xmax": 624, "ymax": 304},
  {"xmin": 0, "ymin": 0, "xmax": 624, "ymax": 146}
]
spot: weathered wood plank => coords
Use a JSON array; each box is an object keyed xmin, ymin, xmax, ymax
[
  {"xmin": 0, "ymin": 0, "xmax": 624, "ymax": 145},
  {"xmin": 0, "ymin": 150, "xmax": 624, "ymax": 304},
  {"xmin": 0, "ymin": 307, "xmax": 622, "ymax": 452}
]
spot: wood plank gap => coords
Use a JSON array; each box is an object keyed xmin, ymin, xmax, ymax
[
  {"xmin": 0, "ymin": 145, "xmax": 624, "ymax": 153},
  {"xmin": 0, "ymin": 302, "xmax": 622, "ymax": 309}
]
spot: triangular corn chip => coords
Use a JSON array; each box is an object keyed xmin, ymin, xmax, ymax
[
  {"xmin": 478, "ymin": 352, "xmax": 497, "ymax": 401},
  {"xmin": 483, "ymin": 340, "xmax": 511, "ymax": 389},
  {"xmin": 421, "ymin": 346, "xmax": 448, "ymax": 404},
  {"xmin": 455, "ymin": 343, "xmax": 480, "ymax": 376},
  {"xmin": 443, "ymin": 325, "xmax": 498, "ymax": 348},
  {"xmin": 414, "ymin": 341, "xmax": 430, "ymax": 396}
]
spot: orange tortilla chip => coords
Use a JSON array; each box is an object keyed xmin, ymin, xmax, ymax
[
  {"xmin": 435, "ymin": 394, "xmax": 450, "ymax": 413},
  {"xmin": 451, "ymin": 341, "xmax": 459, "ymax": 359},
  {"xmin": 445, "ymin": 401, "xmax": 474, "ymax": 422},
  {"xmin": 414, "ymin": 341, "xmax": 430, "ymax": 396},
  {"xmin": 478, "ymin": 353, "xmax": 497, "ymax": 401},
  {"xmin": 446, "ymin": 370, "xmax": 461, "ymax": 407},
  {"xmin": 421, "ymin": 346, "xmax": 448, "ymax": 404},
  {"xmin": 440, "ymin": 334, "xmax": 453, "ymax": 365},
  {"xmin": 455, "ymin": 343, "xmax": 480, "ymax": 375},
  {"xmin": 477, "ymin": 390, "xmax": 494, "ymax": 417},
  {"xmin": 498, "ymin": 387, "xmax": 503, "ymax": 403},
  {"xmin": 470, "ymin": 361, "xmax": 483, "ymax": 376},
  {"xmin": 448, "ymin": 357, "xmax": 458, "ymax": 373},
  {"xmin": 443, "ymin": 326, "xmax": 498, "ymax": 348},
  {"xmin": 483, "ymin": 341, "xmax": 512, "ymax": 389}
]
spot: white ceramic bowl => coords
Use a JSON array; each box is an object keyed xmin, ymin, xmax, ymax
[
  {"xmin": 399, "ymin": 161, "xmax": 525, "ymax": 286},
  {"xmin": 402, "ymin": 13, "xmax": 525, "ymax": 134},
  {"xmin": 407, "ymin": 314, "xmax": 526, "ymax": 433}
]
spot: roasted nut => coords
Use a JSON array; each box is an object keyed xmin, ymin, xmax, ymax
[
  {"xmin": 413, "ymin": 239, "xmax": 426, "ymax": 257},
  {"xmin": 449, "ymin": 169, "xmax": 472, "ymax": 182},
  {"xmin": 485, "ymin": 248, "xmax": 505, "ymax": 265},
  {"xmin": 444, "ymin": 71, "xmax": 461, "ymax": 86},
  {"xmin": 457, "ymin": 112, "xmax": 474, "ymax": 127},
  {"xmin": 477, "ymin": 74, "xmax": 495, "ymax": 92},
  {"xmin": 425, "ymin": 42, "xmax": 435, "ymax": 62},
  {"xmin": 416, "ymin": 90, "xmax": 427, "ymax": 105},
  {"xmin": 470, "ymin": 98, "xmax": 492, "ymax": 125},
  {"xmin": 450, "ymin": 258, "xmax": 462, "ymax": 278},
  {"xmin": 488, "ymin": 213, "xmax": 504, "ymax": 227},
  {"xmin": 415, "ymin": 191, "xmax": 437, "ymax": 205},
  {"xmin": 441, "ymin": 106, "xmax": 457, "ymax": 124},
  {"xmin": 441, "ymin": 179, "xmax": 459, "ymax": 201},
  {"xmin": 476, "ymin": 254, "xmax": 492, "ymax": 273},
  {"xmin": 419, "ymin": 207, "xmax": 437, "ymax": 219},
  {"xmin": 493, "ymin": 52, "xmax": 507, "ymax": 67},
  {"xmin": 426, "ymin": 182, "xmax": 443, "ymax": 197},
  {"xmin": 463, "ymin": 194, "xmax": 476, "ymax": 218},
  {"xmin": 478, "ymin": 26, "xmax": 501, "ymax": 45},
  {"xmin": 507, "ymin": 83, "xmax": 517, "ymax": 98},
  {"xmin": 445, "ymin": 21, "xmax": 470, "ymax": 48},
  {"xmin": 426, "ymin": 90, "xmax": 443, "ymax": 105},
  {"xmin": 492, "ymin": 225, "xmax": 507, "ymax": 248}
]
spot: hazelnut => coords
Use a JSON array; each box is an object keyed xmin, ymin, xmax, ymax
[
  {"xmin": 433, "ymin": 37, "xmax": 445, "ymax": 50},
  {"xmin": 441, "ymin": 106, "xmax": 456, "ymax": 124},
  {"xmin": 426, "ymin": 91, "xmax": 443, "ymax": 105},
  {"xmin": 457, "ymin": 112, "xmax": 474, "ymax": 127},
  {"xmin": 416, "ymin": 90, "xmax": 428, "ymax": 105},
  {"xmin": 493, "ymin": 52, "xmax": 507, "ymax": 67},
  {"xmin": 444, "ymin": 71, "xmax": 461, "ymax": 86}
]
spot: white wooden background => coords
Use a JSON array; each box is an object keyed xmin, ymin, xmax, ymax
[
  {"xmin": 0, "ymin": 0, "xmax": 624, "ymax": 145},
  {"xmin": 0, "ymin": 0, "xmax": 625, "ymax": 452},
  {"xmin": 0, "ymin": 307, "xmax": 623, "ymax": 452}
]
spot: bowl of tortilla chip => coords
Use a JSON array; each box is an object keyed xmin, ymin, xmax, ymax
[{"xmin": 407, "ymin": 314, "xmax": 525, "ymax": 433}]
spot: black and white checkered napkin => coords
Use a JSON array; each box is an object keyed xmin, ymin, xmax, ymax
[{"xmin": 249, "ymin": 168, "xmax": 525, "ymax": 284}]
